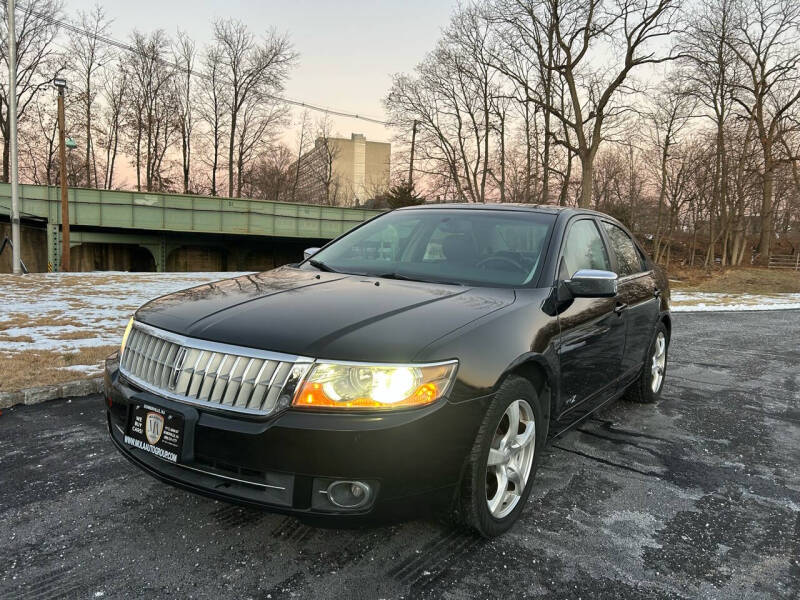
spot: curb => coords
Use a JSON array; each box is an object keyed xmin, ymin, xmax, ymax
[{"xmin": 0, "ymin": 377, "xmax": 104, "ymax": 410}]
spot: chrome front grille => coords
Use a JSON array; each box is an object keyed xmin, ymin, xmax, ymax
[{"xmin": 119, "ymin": 322, "xmax": 311, "ymax": 416}]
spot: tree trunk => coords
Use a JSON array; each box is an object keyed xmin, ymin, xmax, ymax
[
  {"xmin": 756, "ymin": 162, "xmax": 774, "ymax": 265},
  {"xmin": 558, "ymin": 151, "xmax": 572, "ymax": 206},
  {"xmin": 135, "ymin": 126, "xmax": 142, "ymax": 192},
  {"xmin": 2, "ymin": 119, "xmax": 10, "ymax": 183},
  {"xmin": 211, "ymin": 130, "xmax": 219, "ymax": 196},
  {"xmin": 2, "ymin": 138, "xmax": 8, "ymax": 184},
  {"xmin": 524, "ymin": 102, "xmax": 532, "ymax": 203},
  {"xmin": 86, "ymin": 72, "xmax": 92, "ymax": 188},
  {"xmin": 578, "ymin": 152, "xmax": 594, "ymax": 208},
  {"xmin": 499, "ymin": 114, "xmax": 505, "ymax": 203},
  {"xmin": 228, "ymin": 108, "xmax": 237, "ymax": 198},
  {"xmin": 182, "ymin": 123, "xmax": 190, "ymax": 194}
]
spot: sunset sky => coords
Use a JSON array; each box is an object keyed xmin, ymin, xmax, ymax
[{"xmin": 70, "ymin": 0, "xmax": 458, "ymax": 144}]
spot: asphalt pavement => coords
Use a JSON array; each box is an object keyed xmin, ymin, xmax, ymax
[{"xmin": 1, "ymin": 311, "xmax": 798, "ymax": 599}]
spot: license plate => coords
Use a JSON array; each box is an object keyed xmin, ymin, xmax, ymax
[{"xmin": 124, "ymin": 403, "xmax": 184, "ymax": 463}]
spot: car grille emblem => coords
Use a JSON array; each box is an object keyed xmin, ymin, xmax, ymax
[{"xmin": 169, "ymin": 347, "xmax": 187, "ymax": 391}]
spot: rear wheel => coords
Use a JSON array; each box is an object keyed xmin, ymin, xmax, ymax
[
  {"xmin": 457, "ymin": 376, "xmax": 547, "ymax": 537},
  {"xmin": 624, "ymin": 322, "xmax": 669, "ymax": 404}
]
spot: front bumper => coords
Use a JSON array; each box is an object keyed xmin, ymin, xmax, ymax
[{"xmin": 104, "ymin": 357, "xmax": 488, "ymax": 521}]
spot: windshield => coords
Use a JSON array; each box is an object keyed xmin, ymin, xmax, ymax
[{"xmin": 303, "ymin": 209, "xmax": 555, "ymax": 287}]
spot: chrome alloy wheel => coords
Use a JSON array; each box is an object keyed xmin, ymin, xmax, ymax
[
  {"xmin": 485, "ymin": 399, "xmax": 536, "ymax": 519},
  {"xmin": 651, "ymin": 331, "xmax": 667, "ymax": 393}
]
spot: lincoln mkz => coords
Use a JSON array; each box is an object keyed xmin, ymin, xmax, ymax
[{"xmin": 104, "ymin": 204, "xmax": 670, "ymax": 537}]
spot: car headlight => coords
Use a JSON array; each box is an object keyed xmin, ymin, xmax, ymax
[
  {"xmin": 293, "ymin": 360, "xmax": 458, "ymax": 410},
  {"xmin": 120, "ymin": 317, "xmax": 134, "ymax": 358}
]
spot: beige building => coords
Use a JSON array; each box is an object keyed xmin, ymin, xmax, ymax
[{"xmin": 291, "ymin": 133, "xmax": 390, "ymax": 206}]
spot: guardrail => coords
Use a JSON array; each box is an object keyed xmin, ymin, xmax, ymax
[
  {"xmin": 768, "ymin": 254, "xmax": 800, "ymax": 271},
  {"xmin": 0, "ymin": 182, "xmax": 383, "ymax": 239}
]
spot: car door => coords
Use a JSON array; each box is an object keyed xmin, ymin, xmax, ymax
[
  {"xmin": 600, "ymin": 221, "xmax": 660, "ymax": 386},
  {"xmin": 555, "ymin": 218, "xmax": 626, "ymax": 418}
]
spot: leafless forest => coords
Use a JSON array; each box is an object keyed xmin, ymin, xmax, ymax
[
  {"xmin": 386, "ymin": 0, "xmax": 800, "ymax": 266},
  {"xmin": 2, "ymin": 0, "xmax": 800, "ymax": 266}
]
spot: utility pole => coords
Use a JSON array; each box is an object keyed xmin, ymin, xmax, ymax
[
  {"xmin": 407, "ymin": 120, "xmax": 418, "ymax": 189},
  {"xmin": 54, "ymin": 77, "xmax": 70, "ymax": 271},
  {"xmin": 7, "ymin": 0, "xmax": 21, "ymax": 274}
]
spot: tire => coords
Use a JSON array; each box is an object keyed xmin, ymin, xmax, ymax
[
  {"xmin": 457, "ymin": 375, "xmax": 548, "ymax": 538},
  {"xmin": 624, "ymin": 321, "xmax": 669, "ymax": 404}
]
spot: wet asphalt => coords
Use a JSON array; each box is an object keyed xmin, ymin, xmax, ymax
[{"xmin": 0, "ymin": 310, "xmax": 798, "ymax": 599}]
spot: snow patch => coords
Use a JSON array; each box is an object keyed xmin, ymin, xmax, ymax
[
  {"xmin": 671, "ymin": 291, "xmax": 800, "ymax": 312},
  {"xmin": 0, "ymin": 272, "xmax": 252, "ymax": 373}
]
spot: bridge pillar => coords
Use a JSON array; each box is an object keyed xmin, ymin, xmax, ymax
[
  {"xmin": 46, "ymin": 223, "xmax": 60, "ymax": 272},
  {"xmin": 140, "ymin": 245, "xmax": 161, "ymax": 272},
  {"xmin": 157, "ymin": 236, "xmax": 167, "ymax": 272}
]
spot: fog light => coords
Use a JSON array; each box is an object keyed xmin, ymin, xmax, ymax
[{"xmin": 326, "ymin": 480, "xmax": 371, "ymax": 509}]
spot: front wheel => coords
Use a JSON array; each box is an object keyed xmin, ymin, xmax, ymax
[
  {"xmin": 457, "ymin": 376, "xmax": 547, "ymax": 537},
  {"xmin": 624, "ymin": 321, "xmax": 669, "ymax": 404}
]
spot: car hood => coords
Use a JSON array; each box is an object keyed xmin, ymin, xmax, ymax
[{"xmin": 134, "ymin": 267, "xmax": 515, "ymax": 362}]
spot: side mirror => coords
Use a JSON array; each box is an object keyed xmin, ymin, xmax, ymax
[
  {"xmin": 303, "ymin": 247, "xmax": 320, "ymax": 260},
  {"xmin": 564, "ymin": 269, "xmax": 618, "ymax": 298}
]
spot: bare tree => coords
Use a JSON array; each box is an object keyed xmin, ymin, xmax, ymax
[
  {"xmin": 385, "ymin": 10, "xmax": 499, "ymax": 203},
  {"xmin": 233, "ymin": 96, "xmax": 288, "ymax": 197},
  {"xmin": 487, "ymin": 0, "xmax": 556, "ymax": 202},
  {"xmin": 21, "ymin": 94, "xmax": 58, "ymax": 184},
  {"xmin": 198, "ymin": 45, "xmax": 227, "ymax": 196},
  {"xmin": 291, "ymin": 109, "xmax": 311, "ymax": 201},
  {"xmin": 67, "ymin": 3, "xmax": 112, "ymax": 188},
  {"xmin": 647, "ymin": 80, "xmax": 696, "ymax": 261},
  {"xmin": 682, "ymin": 0, "xmax": 740, "ymax": 265},
  {"xmin": 100, "ymin": 67, "xmax": 127, "ymax": 188},
  {"xmin": 173, "ymin": 30, "xmax": 196, "ymax": 194},
  {"xmin": 492, "ymin": 0, "xmax": 684, "ymax": 207},
  {"xmin": 0, "ymin": 0, "xmax": 65, "ymax": 182},
  {"xmin": 726, "ymin": 0, "xmax": 800, "ymax": 263},
  {"xmin": 127, "ymin": 29, "xmax": 177, "ymax": 191},
  {"xmin": 310, "ymin": 116, "xmax": 341, "ymax": 205},
  {"xmin": 212, "ymin": 19, "xmax": 295, "ymax": 197},
  {"xmin": 241, "ymin": 143, "xmax": 293, "ymax": 201}
]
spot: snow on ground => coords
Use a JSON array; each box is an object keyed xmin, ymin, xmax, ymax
[
  {"xmin": 671, "ymin": 291, "xmax": 800, "ymax": 312},
  {"xmin": 0, "ymin": 272, "xmax": 251, "ymax": 383}
]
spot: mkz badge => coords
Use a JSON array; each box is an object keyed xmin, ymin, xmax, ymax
[{"xmin": 145, "ymin": 411, "xmax": 165, "ymax": 445}]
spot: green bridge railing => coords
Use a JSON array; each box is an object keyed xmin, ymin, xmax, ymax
[{"xmin": 0, "ymin": 183, "xmax": 383, "ymax": 240}]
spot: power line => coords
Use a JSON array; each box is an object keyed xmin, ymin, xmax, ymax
[{"xmin": 15, "ymin": 1, "xmax": 389, "ymax": 126}]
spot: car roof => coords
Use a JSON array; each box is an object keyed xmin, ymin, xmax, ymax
[{"xmin": 396, "ymin": 202, "xmax": 609, "ymax": 219}]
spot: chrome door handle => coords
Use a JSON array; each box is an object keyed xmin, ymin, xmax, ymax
[
  {"xmin": 614, "ymin": 303, "xmax": 628, "ymax": 314},
  {"xmin": 654, "ymin": 289, "xmax": 662, "ymax": 298}
]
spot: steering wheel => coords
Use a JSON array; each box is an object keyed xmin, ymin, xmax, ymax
[{"xmin": 476, "ymin": 255, "xmax": 528, "ymax": 273}]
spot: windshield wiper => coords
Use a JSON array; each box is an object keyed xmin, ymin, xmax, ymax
[
  {"xmin": 309, "ymin": 259, "xmax": 340, "ymax": 273},
  {"xmin": 376, "ymin": 272, "xmax": 464, "ymax": 287}
]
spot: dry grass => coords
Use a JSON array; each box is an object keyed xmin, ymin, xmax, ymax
[
  {"xmin": 0, "ymin": 314, "xmax": 33, "ymax": 331},
  {"xmin": 669, "ymin": 266, "xmax": 800, "ymax": 294},
  {"xmin": 0, "ymin": 334, "xmax": 34, "ymax": 343},
  {"xmin": 53, "ymin": 330, "xmax": 97, "ymax": 340},
  {"xmin": 0, "ymin": 313, "xmax": 83, "ymax": 331},
  {"xmin": 0, "ymin": 345, "xmax": 117, "ymax": 393}
]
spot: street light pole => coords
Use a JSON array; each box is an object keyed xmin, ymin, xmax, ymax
[
  {"xmin": 7, "ymin": 0, "xmax": 21, "ymax": 274},
  {"xmin": 54, "ymin": 78, "xmax": 69, "ymax": 271}
]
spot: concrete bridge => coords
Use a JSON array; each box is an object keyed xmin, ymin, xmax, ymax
[{"xmin": 0, "ymin": 184, "xmax": 382, "ymax": 272}]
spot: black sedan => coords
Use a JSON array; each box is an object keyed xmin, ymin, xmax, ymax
[{"xmin": 104, "ymin": 204, "xmax": 670, "ymax": 537}]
